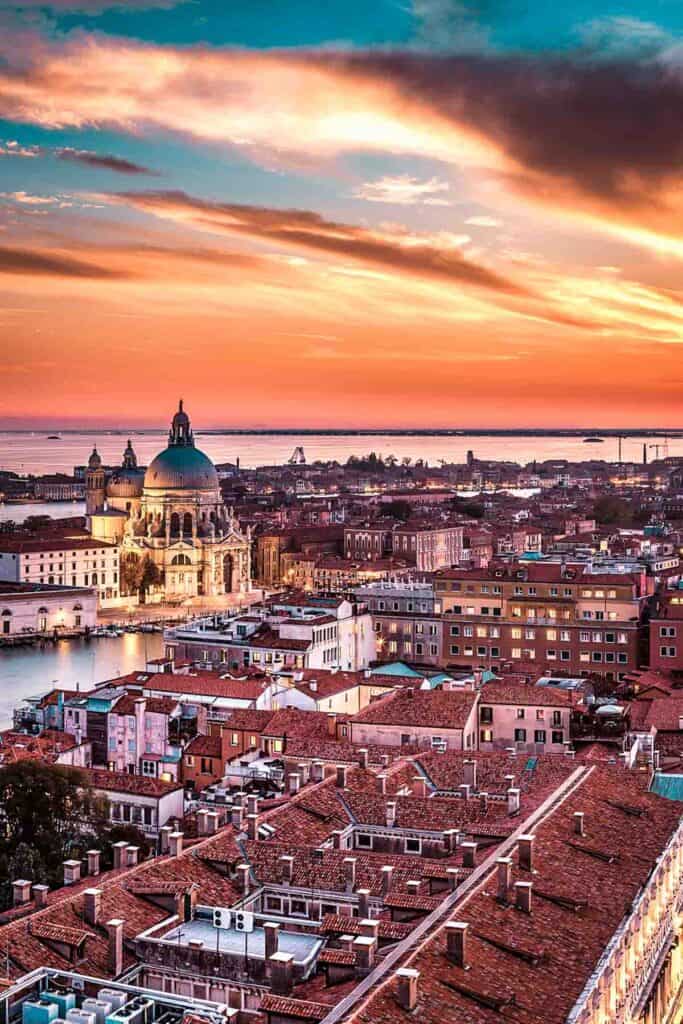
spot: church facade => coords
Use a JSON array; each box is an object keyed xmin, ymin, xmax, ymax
[{"xmin": 87, "ymin": 402, "xmax": 251, "ymax": 603}]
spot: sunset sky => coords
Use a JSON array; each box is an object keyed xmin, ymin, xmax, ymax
[{"xmin": 1, "ymin": 0, "xmax": 682, "ymax": 428}]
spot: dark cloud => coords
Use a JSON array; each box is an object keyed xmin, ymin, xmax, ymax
[
  {"xmin": 325, "ymin": 51, "xmax": 683, "ymax": 210},
  {"xmin": 115, "ymin": 189, "xmax": 527, "ymax": 295},
  {"xmin": 57, "ymin": 148, "xmax": 156, "ymax": 176},
  {"xmin": 0, "ymin": 246, "xmax": 126, "ymax": 278}
]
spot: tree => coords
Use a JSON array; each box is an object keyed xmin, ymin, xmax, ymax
[
  {"xmin": 140, "ymin": 557, "xmax": 161, "ymax": 601},
  {"xmin": 593, "ymin": 495, "xmax": 631, "ymax": 525},
  {"xmin": 0, "ymin": 762, "xmax": 107, "ymax": 909},
  {"xmin": 121, "ymin": 553, "xmax": 143, "ymax": 596},
  {"xmin": 99, "ymin": 824, "xmax": 152, "ymax": 869},
  {"xmin": 383, "ymin": 500, "xmax": 412, "ymax": 522}
]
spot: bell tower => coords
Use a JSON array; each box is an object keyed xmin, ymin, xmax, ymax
[{"xmin": 85, "ymin": 447, "xmax": 106, "ymax": 515}]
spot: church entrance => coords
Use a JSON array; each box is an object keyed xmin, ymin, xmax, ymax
[{"xmin": 223, "ymin": 553, "xmax": 234, "ymax": 594}]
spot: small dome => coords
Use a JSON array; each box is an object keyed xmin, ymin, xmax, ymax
[
  {"xmin": 107, "ymin": 467, "xmax": 145, "ymax": 499},
  {"xmin": 144, "ymin": 445, "xmax": 219, "ymax": 492},
  {"xmin": 88, "ymin": 447, "xmax": 102, "ymax": 470}
]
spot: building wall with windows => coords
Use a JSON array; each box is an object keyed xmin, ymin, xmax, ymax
[
  {"xmin": 0, "ymin": 538, "xmax": 120, "ymax": 608},
  {"xmin": 649, "ymin": 593, "xmax": 683, "ymax": 674},
  {"xmin": 0, "ymin": 582, "xmax": 97, "ymax": 635}
]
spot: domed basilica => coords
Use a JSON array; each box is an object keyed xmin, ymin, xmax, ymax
[{"xmin": 86, "ymin": 402, "xmax": 251, "ymax": 603}]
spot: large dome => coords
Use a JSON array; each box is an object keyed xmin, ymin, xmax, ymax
[
  {"xmin": 144, "ymin": 444, "xmax": 219, "ymax": 491},
  {"xmin": 143, "ymin": 401, "xmax": 219, "ymax": 492}
]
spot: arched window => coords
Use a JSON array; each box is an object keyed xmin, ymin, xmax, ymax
[
  {"xmin": 73, "ymin": 603, "xmax": 83, "ymax": 611},
  {"xmin": 171, "ymin": 554, "xmax": 191, "ymax": 566},
  {"xmin": 182, "ymin": 512, "xmax": 193, "ymax": 535},
  {"xmin": 92, "ymin": 572, "xmax": 98, "ymax": 585},
  {"xmin": 1, "ymin": 609, "xmax": 12, "ymax": 617},
  {"xmin": 48, "ymin": 575, "xmax": 54, "ymax": 584},
  {"xmin": 37, "ymin": 607, "xmax": 49, "ymax": 615},
  {"xmin": 223, "ymin": 553, "xmax": 234, "ymax": 594},
  {"xmin": 170, "ymin": 512, "xmax": 181, "ymax": 536}
]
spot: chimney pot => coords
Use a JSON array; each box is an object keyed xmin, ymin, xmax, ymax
[
  {"xmin": 246, "ymin": 794, "xmax": 259, "ymax": 817},
  {"xmin": 376, "ymin": 774, "xmax": 387, "ymax": 796},
  {"xmin": 87, "ymin": 849, "xmax": 101, "ymax": 876},
  {"xmin": 246, "ymin": 813, "xmax": 258, "ymax": 840},
  {"xmin": 311, "ymin": 760, "xmax": 324, "ymax": 782},
  {"xmin": 343, "ymin": 857, "xmax": 357, "ymax": 891},
  {"xmin": 231, "ymin": 805, "xmax": 244, "ymax": 830},
  {"xmin": 279, "ymin": 854, "xmax": 294, "ymax": 885},
  {"xmin": 357, "ymin": 888, "xmax": 371, "ymax": 919},
  {"xmin": 125, "ymin": 846, "xmax": 139, "ymax": 868},
  {"xmin": 112, "ymin": 840, "xmax": 129, "ymax": 870},
  {"xmin": 515, "ymin": 881, "xmax": 533, "ymax": 914},
  {"xmin": 381, "ymin": 865, "xmax": 394, "ymax": 894},
  {"xmin": 461, "ymin": 841, "xmax": 478, "ymax": 868},
  {"xmin": 386, "ymin": 801, "xmax": 397, "ymax": 827},
  {"xmin": 237, "ymin": 863, "xmax": 251, "ymax": 894},
  {"xmin": 264, "ymin": 921, "xmax": 280, "ymax": 960},
  {"xmin": 288, "ymin": 772, "xmax": 301, "ymax": 795},
  {"xmin": 336, "ymin": 764, "xmax": 348, "ymax": 789},
  {"xmin": 507, "ymin": 787, "xmax": 521, "ymax": 815},
  {"xmin": 358, "ymin": 748, "xmax": 369, "ymax": 769},
  {"xmin": 269, "ymin": 951, "xmax": 294, "ymax": 996},
  {"xmin": 159, "ymin": 825, "xmax": 173, "ymax": 854},
  {"xmin": 396, "ymin": 968, "xmax": 420, "ymax": 1012},
  {"xmin": 446, "ymin": 921, "xmax": 469, "ymax": 968},
  {"xmin": 63, "ymin": 859, "xmax": 81, "ymax": 887}
]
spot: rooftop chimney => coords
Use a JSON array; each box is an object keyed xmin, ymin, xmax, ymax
[
  {"xmin": 87, "ymin": 850, "xmax": 101, "ymax": 876},
  {"xmin": 311, "ymin": 760, "xmax": 324, "ymax": 783},
  {"xmin": 446, "ymin": 867, "xmax": 459, "ymax": 891},
  {"xmin": 463, "ymin": 760, "xmax": 477, "ymax": 790},
  {"xmin": 412, "ymin": 775, "xmax": 426, "ymax": 799},
  {"xmin": 126, "ymin": 846, "xmax": 139, "ymax": 868},
  {"xmin": 353, "ymin": 935, "xmax": 376, "ymax": 972},
  {"xmin": 396, "ymin": 968, "xmax": 420, "ymax": 1012},
  {"xmin": 357, "ymin": 889, "xmax": 371, "ymax": 919},
  {"xmin": 336, "ymin": 764, "xmax": 348, "ymax": 788},
  {"xmin": 169, "ymin": 831, "xmax": 184, "ymax": 857},
  {"xmin": 358, "ymin": 749, "xmax": 369, "ymax": 769},
  {"xmin": 496, "ymin": 857, "xmax": 512, "ymax": 902},
  {"xmin": 279, "ymin": 855, "xmax": 294, "ymax": 885},
  {"xmin": 63, "ymin": 859, "xmax": 81, "ymax": 887},
  {"xmin": 518, "ymin": 834, "xmax": 535, "ymax": 872},
  {"xmin": 246, "ymin": 814, "xmax": 258, "ymax": 840},
  {"xmin": 461, "ymin": 841, "xmax": 478, "ymax": 868},
  {"xmin": 231, "ymin": 805, "xmax": 244, "ymax": 830},
  {"xmin": 269, "ymin": 952, "xmax": 294, "ymax": 996},
  {"xmin": 264, "ymin": 921, "xmax": 280, "ymax": 960},
  {"xmin": 237, "ymin": 863, "xmax": 251, "ymax": 895},
  {"xmin": 446, "ymin": 921, "xmax": 469, "ymax": 969},
  {"xmin": 327, "ymin": 714, "xmax": 337, "ymax": 738},
  {"xmin": 32, "ymin": 884, "xmax": 49, "ymax": 909},
  {"xmin": 386, "ymin": 801, "xmax": 397, "ymax": 827},
  {"xmin": 343, "ymin": 857, "xmax": 357, "ymax": 892},
  {"xmin": 574, "ymin": 811, "xmax": 585, "ymax": 836},
  {"xmin": 205, "ymin": 810, "xmax": 219, "ymax": 835},
  {"xmin": 381, "ymin": 865, "xmax": 394, "ymax": 894},
  {"xmin": 515, "ymin": 881, "xmax": 533, "ymax": 914},
  {"xmin": 83, "ymin": 887, "xmax": 102, "ymax": 926},
  {"xmin": 376, "ymin": 774, "xmax": 387, "ymax": 796},
  {"xmin": 159, "ymin": 825, "xmax": 173, "ymax": 854},
  {"xmin": 106, "ymin": 919, "xmax": 124, "ymax": 978},
  {"xmin": 507, "ymin": 788, "xmax": 521, "ymax": 815},
  {"xmin": 12, "ymin": 879, "xmax": 31, "ymax": 907},
  {"xmin": 246, "ymin": 794, "xmax": 259, "ymax": 817},
  {"xmin": 458, "ymin": 784, "xmax": 471, "ymax": 801},
  {"xmin": 112, "ymin": 840, "xmax": 129, "ymax": 869},
  {"xmin": 288, "ymin": 772, "xmax": 301, "ymax": 796}
]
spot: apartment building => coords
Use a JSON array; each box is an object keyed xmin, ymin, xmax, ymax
[
  {"xmin": 435, "ymin": 561, "xmax": 647, "ymax": 680},
  {"xmin": 0, "ymin": 536, "xmax": 120, "ymax": 607},
  {"xmin": 649, "ymin": 591, "xmax": 683, "ymax": 674},
  {"xmin": 344, "ymin": 519, "xmax": 463, "ymax": 572}
]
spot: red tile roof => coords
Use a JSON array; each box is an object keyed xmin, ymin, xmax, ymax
[{"xmin": 351, "ymin": 689, "xmax": 477, "ymax": 730}]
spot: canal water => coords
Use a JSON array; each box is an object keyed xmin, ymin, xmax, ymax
[{"xmin": 0, "ymin": 632, "xmax": 163, "ymax": 728}]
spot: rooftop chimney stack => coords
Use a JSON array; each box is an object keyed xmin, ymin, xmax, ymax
[
  {"xmin": 386, "ymin": 801, "xmax": 397, "ymax": 828},
  {"xmin": 463, "ymin": 760, "xmax": 477, "ymax": 790},
  {"xmin": 458, "ymin": 784, "xmax": 471, "ymax": 801},
  {"xmin": 264, "ymin": 921, "xmax": 280, "ymax": 960},
  {"xmin": 12, "ymin": 880, "xmax": 31, "ymax": 907},
  {"xmin": 376, "ymin": 774, "xmax": 387, "ymax": 796},
  {"xmin": 396, "ymin": 968, "xmax": 420, "ymax": 1012},
  {"xmin": 83, "ymin": 887, "xmax": 102, "ymax": 926},
  {"xmin": 336, "ymin": 764, "xmax": 348, "ymax": 789},
  {"xmin": 381, "ymin": 865, "xmax": 394, "ymax": 894},
  {"xmin": 246, "ymin": 794, "xmax": 259, "ymax": 817},
  {"xmin": 246, "ymin": 814, "xmax": 258, "ymax": 840},
  {"xmin": 515, "ymin": 881, "xmax": 533, "ymax": 914},
  {"xmin": 112, "ymin": 841, "xmax": 128, "ymax": 870},
  {"xmin": 237, "ymin": 863, "xmax": 251, "ymax": 895},
  {"xmin": 311, "ymin": 760, "xmax": 324, "ymax": 783},
  {"xmin": 63, "ymin": 859, "xmax": 81, "ymax": 887},
  {"xmin": 461, "ymin": 841, "xmax": 478, "ymax": 868},
  {"xmin": 479, "ymin": 791, "xmax": 489, "ymax": 813},
  {"xmin": 279, "ymin": 855, "xmax": 294, "ymax": 885},
  {"xmin": 32, "ymin": 884, "xmax": 49, "ymax": 909},
  {"xmin": 507, "ymin": 788, "xmax": 521, "ymax": 816},
  {"xmin": 126, "ymin": 846, "xmax": 139, "ymax": 868},
  {"xmin": 446, "ymin": 921, "xmax": 469, "ymax": 969},
  {"xmin": 169, "ymin": 831, "xmax": 184, "ymax": 857},
  {"xmin": 87, "ymin": 850, "xmax": 101, "ymax": 876},
  {"xmin": 518, "ymin": 834, "xmax": 535, "ymax": 872},
  {"xmin": 269, "ymin": 952, "xmax": 294, "ymax": 996},
  {"xmin": 358, "ymin": 749, "xmax": 369, "ymax": 769},
  {"xmin": 446, "ymin": 867, "xmax": 459, "ymax": 891},
  {"xmin": 344, "ymin": 857, "xmax": 357, "ymax": 892},
  {"xmin": 106, "ymin": 919, "xmax": 124, "ymax": 978},
  {"xmin": 288, "ymin": 772, "xmax": 301, "ymax": 796},
  {"xmin": 353, "ymin": 935, "xmax": 376, "ymax": 972},
  {"xmin": 231, "ymin": 805, "xmax": 244, "ymax": 830},
  {"xmin": 574, "ymin": 811, "xmax": 585, "ymax": 837},
  {"xmin": 357, "ymin": 888, "xmax": 371, "ymax": 919},
  {"xmin": 496, "ymin": 857, "xmax": 512, "ymax": 903},
  {"xmin": 159, "ymin": 825, "xmax": 173, "ymax": 854}
]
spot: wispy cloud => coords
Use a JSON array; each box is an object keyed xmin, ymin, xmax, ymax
[
  {"xmin": 353, "ymin": 175, "xmax": 452, "ymax": 206},
  {"xmin": 0, "ymin": 138, "xmax": 156, "ymax": 175},
  {"xmin": 465, "ymin": 215, "xmax": 502, "ymax": 228}
]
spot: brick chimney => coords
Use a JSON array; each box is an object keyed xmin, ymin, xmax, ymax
[
  {"xmin": 246, "ymin": 814, "xmax": 258, "ymax": 840},
  {"xmin": 206, "ymin": 810, "xmax": 219, "ymax": 835},
  {"xmin": 327, "ymin": 713, "xmax": 337, "ymax": 738},
  {"xmin": 357, "ymin": 889, "xmax": 371, "ymax": 919},
  {"xmin": 311, "ymin": 760, "xmax": 324, "ymax": 783},
  {"xmin": 83, "ymin": 887, "xmax": 102, "ymax": 926},
  {"xmin": 412, "ymin": 775, "xmax": 426, "ymax": 799},
  {"xmin": 359, "ymin": 919, "xmax": 379, "ymax": 940},
  {"xmin": 461, "ymin": 841, "xmax": 478, "ymax": 868},
  {"xmin": 518, "ymin": 834, "xmax": 535, "ymax": 872},
  {"xmin": 358, "ymin": 748, "xmax": 369, "ymax": 769},
  {"xmin": 231, "ymin": 805, "xmax": 244, "ymax": 830},
  {"xmin": 159, "ymin": 825, "xmax": 173, "ymax": 854},
  {"xmin": 246, "ymin": 794, "xmax": 259, "ymax": 817},
  {"xmin": 446, "ymin": 921, "xmax": 468, "ymax": 968},
  {"xmin": 353, "ymin": 935, "xmax": 376, "ymax": 972},
  {"xmin": 87, "ymin": 850, "xmax": 101, "ymax": 876},
  {"xmin": 463, "ymin": 759, "xmax": 477, "ymax": 790},
  {"xmin": 264, "ymin": 921, "xmax": 280, "ymax": 959},
  {"xmin": 126, "ymin": 846, "xmax": 139, "ymax": 868},
  {"xmin": 446, "ymin": 867, "xmax": 459, "ymax": 891},
  {"xmin": 507, "ymin": 788, "xmax": 521, "ymax": 815},
  {"xmin": 63, "ymin": 859, "xmax": 81, "ymax": 886},
  {"xmin": 458, "ymin": 784, "xmax": 471, "ymax": 801},
  {"xmin": 343, "ymin": 857, "xmax": 357, "ymax": 892},
  {"xmin": 496, "ymin": 857, "xmax": 512, "ymax": 902},
  {"xmin": 169, "ymin": 832, "xmax": 184, "ymax": 857},
  {"xmin": 197, "ymin": 809, "xmax": 209, "ymax": 836},
  {"xmin": 386, "ymin": 801, "xmax": 397, "ymax": 828},
  {"xmin": 574, "ymin": 811, "xmax": 585, "ymax": 836},
  {"xmin": 237, "ymin": 863, "xmax": 251, "ymax": 895},
  {"xmin": 12, "ymin": 879, "xmax": 31, "ymax": 907},
  {"xmin": 32, "ymin": 884, "xmax": 49, "ymax": 909},
  {"xmin": 106, "ymin": 918, "xmax": 124, "ymax": 977},
  {"xmin": 396, "ymin": 968, "xmax": 420, "ymax": 1012},
  {"xmin": 336, "ymin": 764, "xmax": 348, "ymax": 789},
  {"xmin": 381, "ymin": 865, "xmax": 394, "ymax": 894},
  {"xmin": 279, "ymin": 855, "xmax": 294, "ymax": 885},
  {"xmin": 288, "ymin": 772, "xmax": 301, "ymax": 796},
  {"xmin": 112, "ymin": 840, "xmax": 129, "ymax": 869},
  {"xmin": 515, "ymin": 881, "xmax": 532, "ymax": 914},
  {"xmin": 376, "ymin": 774, "xmax": 387, "ymax": 796},
  {"xmin": 479, "ymin": 791, "xmax": 489, "ymax": 813},
  {"xmin": 269, "ymin": 952, "xmax": 294, "ymax": 995}
]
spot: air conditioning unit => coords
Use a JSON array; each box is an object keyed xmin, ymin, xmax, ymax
[
  {"xmin": 97, "ymin": 992, "xmax": 127, "ymax": 1014},
  {"xmin": 81, "ymin": 1002, "xmax": 112, "ymax": 1024},
  {"xmin": 212, "ymin": 906, "xmax": 232, "ymax": 929},
  {"xmin": 233, "ymin": 910, "xmax": 254, "ymax": 933},
  {"xmin": 44, "ymin": 993, "xmax": 76, "ymax": 1018}
]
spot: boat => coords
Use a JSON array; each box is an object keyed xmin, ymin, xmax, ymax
[
  {"xmin": 583, "ymin": 437, "xmax": 605, "ymax": 443},
  {"xmin": 47, "ymin": 435, "xmax": 61, "ymax": 440}
]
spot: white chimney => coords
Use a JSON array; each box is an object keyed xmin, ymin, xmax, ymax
[{"xmin": 396, "ymin": 969, "xmax": 420, "ymax": 1012}]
